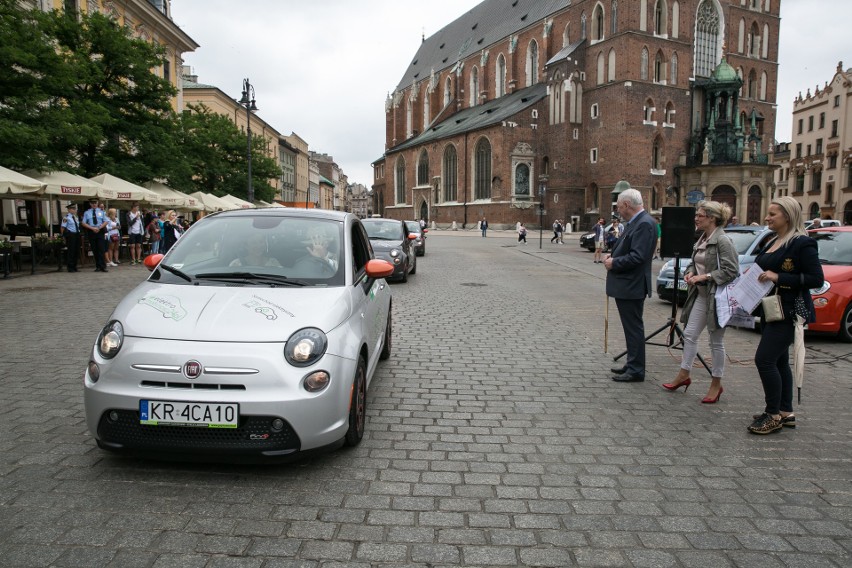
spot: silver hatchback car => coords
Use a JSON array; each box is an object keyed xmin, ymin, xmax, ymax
[{"xmin": 84, "ymin": 209, "xmax": 395, "ymax": 461}]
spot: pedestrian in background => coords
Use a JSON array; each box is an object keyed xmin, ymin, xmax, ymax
[
  {"xmin": 749, "ymin": 197, "xmax": 823, "ymax": 435},
  {"xmin": 653, "ymin": 215, "xmax": 662, "ymax": 259},
  {"xmin": 106, "ymin": 208, "xmax": 121, "ymax": 267},
  {"xmin": 126, "ymin": 202, "xmax": 144, "ymax": 265},
  {"xmin": 146, "ymin": 214, "xmax": 161, "ymax": 255},
  {"xmin": 605, "ymin": 187, "xmax": 657, "ymax": 383},
  {"xmin": 662, "ymin": 200, "xmax": 739, "ymax": 403},
  {"xmin": 60, "ymin": 203, "xmax": 80, "ymax": 272},
  {"xmin": 593, "ymin": 218, "xmax": 606, "ymax": 263},
  {"xmin": 161, "ymin": 210, "xmax": 183, "ymax": 253},
  {"xmin": 518, "ymin": 222, "xmax": 527, "ymax": 244},
  {"xmin": 480, "ymin": 218, "xmax": 488, "ymax": 237},
  {"xmin": 82, "ymin": 198, "xmax": 108, "ymax": 272}
]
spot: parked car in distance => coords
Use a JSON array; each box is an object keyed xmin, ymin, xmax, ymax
[
  {"xmin": 580, "ymin": 222, "xmax": 614, "ymax": 252},
  {"xmin": 805, "ymin": 218, "xmax": 842, "ymax": 230},
  {"xmin": 361, "ymin": 218, "xmax": 416, "ymax": 282},
  {"xmin": 808, "ymin": 226, "xmax": 852, "ymax": 342},
  {"xmin": 405, "ymin": 220, "xmax": 427, "ymax": 256},
  {"xmin": 656, "ymin": 225, "xmax": 773, "ymax": 304},
  {"xmin": 83, "ymin": 209, "xmax": 395, "ymax": 462}
]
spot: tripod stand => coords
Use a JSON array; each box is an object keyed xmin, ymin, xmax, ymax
[{"xmin": 614, "ymin": 253, "xmax": 711, "ymax": 375}]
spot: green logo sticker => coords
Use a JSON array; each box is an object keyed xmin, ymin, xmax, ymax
[{"xmin": 139, "ymin": 295, "xmax": 188, "ymax": 321}]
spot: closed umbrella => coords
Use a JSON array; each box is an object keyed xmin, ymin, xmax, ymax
[
  {"xmin": 793, "ymin": 316, "xmax": 806, "ymax": 403},
  {"xmin": 0, "ymin": 166, "xmax": 45, "ymax": 197}
]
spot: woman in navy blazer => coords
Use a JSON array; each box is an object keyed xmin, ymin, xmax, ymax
[{"xmin": 749, "ymin": 197, "xmax": 823, "ymax": 435}]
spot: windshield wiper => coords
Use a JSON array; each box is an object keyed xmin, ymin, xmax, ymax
[
  {"xmin": 194, "ymin": 272, "xmax": 308, "ymax": 286},
  {"xmin": 819, "ymin": 259, "xmax": 836, "ymax": 265},
  {"xmin": 369, "ymin": 236, "xmax": 398, "ymax": 241},
  {"xmin": 158, "ymin": 263, "xmax": 193, "ymax": 282}
]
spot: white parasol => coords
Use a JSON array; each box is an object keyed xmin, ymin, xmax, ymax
[
  {"xmin": 0, "ymin": 166, "xmax": 45, "ymax": 197},
  {"xmin": 90, "ymin": 173, "xmax": 159, "ymax": 203},
  {"xmin": 189, "ymin": 191, "xmax": 239, "ymax": 212},
  {"xmin": 220, "ymin": 194, "xmax": 256, "ymax": 209},
  {"xmin": 143, "ymin": 181, "xmax": 203, "ymax": 211}
]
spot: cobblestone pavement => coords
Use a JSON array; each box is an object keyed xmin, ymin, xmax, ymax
[{"xmin": 1, "ymin": 232, "xmax": 851, "ymax": 567}]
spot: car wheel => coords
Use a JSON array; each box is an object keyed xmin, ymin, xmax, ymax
[
  {"xmin": 379, "ymin": 303, "xmax": 392, "ymax": 360},
  {"xmin": 410, "ymin": 254, "xmax": 416, "ymax": 275},
  {"xmin": 400, "ymin": 261, "xmax": 408, "ymax": 283},
  {"xmin": 839, "ymin": 302, "xmax": 852, "ymax": 343},
  {"xmin": 344, "ymin": 358, "xmax": 367, "ymax": 447}
]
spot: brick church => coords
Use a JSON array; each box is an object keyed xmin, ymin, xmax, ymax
[{"xmin": 372, "ymin": 0, "xmax": 780, "ymax": 230}]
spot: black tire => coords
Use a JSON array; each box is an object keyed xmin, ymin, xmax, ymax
[
  {"xmin": 379, "ymin": 303, "xmax": 392, "ymax": 360},
  {"xmin": 400, "ymin": 260, "xmax": 408, "ymax": 282},
  {"xmin": 410, "ymin": 254, "xmax": 416, "ymax": 275},
  {"xmin": 344, "ymin": 358, "xmax": 367, "ymax": 447},
  {"xmin": 839, "ymin": 302, "xmax": 852, "ymax": 343}
]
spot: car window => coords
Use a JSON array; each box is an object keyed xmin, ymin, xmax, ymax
[
  {"xmin": 362, "ymin": 220, "xmax": 403, "ymax": 240},
  {"xmin": 405, "ymin": 221, "xmax": 420, "ymax": 234},
  {"xmin": 351, "ymin": 221, "xmax": 371, "ymax": 279},
  {"xmin": 726, "ymin": 230, "xmax": 761, "ymax": 255},
  {"xmin": 813, "ymin": 231, "xmax": 852, "ymax": 265}
]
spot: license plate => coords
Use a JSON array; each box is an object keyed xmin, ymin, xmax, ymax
[
  {"xmin": 140, "ymin": 400, "xmax": 238, "ymax": 428},
  {"xmin": 665, "ymin": 281, "xmax": 688, "ymax": 291}
]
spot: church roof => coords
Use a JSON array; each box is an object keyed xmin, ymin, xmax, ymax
[
  {"xmin": 389, "ymin": 83, "xmax": 547, "ymax": 153},
  {"xmin": 546, "ymin": 38, "xmax": 585, "ymax": 66},
  {"xmin": 395, "ymin": 0, "xmax": 572, "ymax": 92}
]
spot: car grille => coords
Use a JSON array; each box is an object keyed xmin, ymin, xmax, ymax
[
  {"xmin": 140, "ymin": 381, "xmax": 247, "ymax": 390},
  {"xmin": 97, "ymin": 410, "xmax": 300, "ymax": 453}
]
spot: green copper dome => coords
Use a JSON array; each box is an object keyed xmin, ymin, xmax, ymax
[
  {"xmin": 712, "ymin": 57, "xmax": 739, "ymax": 82},
  {"xmin": 612, "ymin": 180, "xmax": 631, "ymax": 196}
]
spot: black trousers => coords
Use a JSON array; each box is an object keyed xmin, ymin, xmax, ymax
[
  {"xmin": 615, "ymin": 297, "xmax": 646, "ymax": 376},
  {"xmin": 64, "ymin": 232, "xmax": 79, "ymax": 271},
  {"xmin": 755, "ymin": 320, "xmax": 795, "ymax": 415},
  {"xmin": 88, "ymin": 232, "xmax": 106, "ymax": 270}
]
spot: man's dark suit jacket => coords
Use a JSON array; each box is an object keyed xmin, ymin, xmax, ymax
[{"xmin": 605, "ymin": 209, "xmax": 657, "ymax": 300}]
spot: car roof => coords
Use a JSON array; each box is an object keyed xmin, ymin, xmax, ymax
[
  {"xmin": 207, "ymin": 207, "xmax": 351, "ymax": 222},
  {"xmin": 362, "ymin": 217, "xmax": 401, "ymax": 224},
  {"xmin": 725, "ymin": 225, "xmax": 766, "ymax": 234},
  {"xmin": 809, "ymin": 226, "xmax": 851, "ymax": 233}
]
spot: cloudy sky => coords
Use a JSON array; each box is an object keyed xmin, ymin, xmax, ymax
[{"xmin": 170, "ymin": 0, "xmax": 852, "ymax": 187}]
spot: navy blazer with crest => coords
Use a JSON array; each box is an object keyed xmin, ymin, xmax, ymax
[
  {"xmin": 755, "ymin": 235, "xmax": 824, "ymax": 323},
  {"xmin": 605, "ymin": 209, "xmax": 657, "ymax": 300}
]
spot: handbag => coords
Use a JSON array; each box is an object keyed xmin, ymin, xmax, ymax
[
  {"xmin": 110, "ymin": 233, "xmax": 120, "ymax": 243},
  {"xmin": 761, "ymin": 288, "xmax": 784, "ymax": 322}
]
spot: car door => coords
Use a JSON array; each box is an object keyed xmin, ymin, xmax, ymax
[{"xmin": 351, "ymin": 220, "xmax": 385, "ymax": 373}]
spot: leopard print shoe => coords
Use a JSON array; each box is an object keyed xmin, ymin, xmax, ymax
[{"xmin": 748, "ymin": 413, "xmax": 783, "ymax": 435}]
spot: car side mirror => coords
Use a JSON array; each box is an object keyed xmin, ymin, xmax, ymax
[
  {"xmin": 407, "ymin": 234, "xmax": 417, "ymax": 240},
  {"xmin": 144, "ymin": 253, "xmax": 164, "ymax": 271},
  {"xmin": 422, "ymin": 229, "xmax": 428, "ymax": 233},
  {"xmin": 365, "ymin": 259, "xmax": 395, "ymax": 278}
]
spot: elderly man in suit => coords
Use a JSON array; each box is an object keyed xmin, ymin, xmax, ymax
[{"xmin": 604, "ymin": 187, "xmax": 657, "ymax": 382}]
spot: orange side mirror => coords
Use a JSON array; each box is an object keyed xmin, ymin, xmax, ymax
[
  {"xmin": 143, "ymin": 254, "xmax": 164, "ymax": 271},
  {"xmin": 365, "ymin": 259, "xmax": 395, "ymax": 278},
  {"xmin": 407, "ymin": 233, "xmax": 417, "ymax": 240}
]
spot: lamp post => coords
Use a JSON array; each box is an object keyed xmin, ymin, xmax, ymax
[
  {"xmin": 239, "ymin": 78, "xmax": 259, "ymax": 204},
  {"xmin": 538, "ymin": 176, "xmax": 547, "ymax": 249}
]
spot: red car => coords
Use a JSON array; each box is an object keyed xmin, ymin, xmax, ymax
[{"xmin": 808, "ymin": 227, "xmax": 852, "ymax": 342}]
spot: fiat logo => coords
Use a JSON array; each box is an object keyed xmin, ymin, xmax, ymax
[{"xmin": 183, "ymin": 360, "xmax": 203, "ymax": 379}]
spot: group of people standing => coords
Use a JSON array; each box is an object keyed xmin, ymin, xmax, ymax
[
  {"xmin": 605, "ymin": 187, "xmax": 824, "ymax": 436},
  {"xmin": 59, "ymin": 198, "xmax": 185, "ymax": 272}
]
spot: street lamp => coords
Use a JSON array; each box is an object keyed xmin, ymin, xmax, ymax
[
  {"xmin": 538, "ymin": 176, "xmax": 547, "ymax": 249},
  {"xmin": 239, "ymin": 78, "xmax": 259, "ymax": 204}
]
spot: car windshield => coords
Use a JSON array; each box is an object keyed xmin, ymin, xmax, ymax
[
  {"xmin": 405, "ymin": 221, "xmax": 421, "ymax": 234},
  {"xmin": 726, "ymin": 230, "xmax": 763, "ymax": 255},
  {"xmin": 362, "ymin": 220, "xmax": 403, "ymax": 240},
  {"xmin": 812, "ymin": 231, "xmax": 852, "ymax": 266},
  {"xmin": 153, "ymin": 215, "xmax": 345, "ymax": 286}
]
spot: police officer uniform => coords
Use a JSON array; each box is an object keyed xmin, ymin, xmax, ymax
[
  {"xmin": 60, "ymin": 203, "xmax": 81, "ymax": 272},
  {"xmin": 82, "ymin": 199, "xmax": 107, "ymax": 272}
]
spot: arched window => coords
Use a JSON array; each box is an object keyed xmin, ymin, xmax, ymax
[
  {"xmin": 738, "ymin": 18, "xmax": 745, "ymax": 53},
  {"xmin": 417, "ymin": 149, "xmax": 429, "ymax": 186},
  {"xmin": 406, "ymin": 97, "xmax": 413, "ymax": 138},
  {"xmin": 762, "ymin": 23, "xmax": 769, "ymax": 58},
  {"xmin": 597, "ymin": 52, "xmax": 605, "ymax": 85},
  {"xmin": 652, "ymin": 138, "xmax": 662, "ymax": 170},
  {"xmin": 809, "ymin": 202, "xmax": 820, "ymax": 219},
  {"xmin": 672, "ymin": 1, "xmax": 679, "ymax": 37},
  {"xmin": 443, "ymin": 76, "xmax": 452, "ymax": 107},
  {"xmin": 748, "ymin": 69, "xmax": 757, "ymax": 98},
  {"xmin": 639, "ymin": 0, "xmax": 648, "ymax": 31},
  {"xmin": 608, "ymin": 49, "xmax": 616, "ymax": 81},
  {"xmin": 470, "ymin": 66, "xmax": 479, "ymax": 106},
  {"xmin": 654, "ymin": 50, "xmax": 666, "ymax": 83},
  {"xmin": 515, "ymin": 163, "xmax": 530, "ymax": 196},
  {"xmin": 423, "ymin": 86, "xmax": 430, "ymax": 129},
  {"xmin": 550, "ymin": 71, "xmax": 564, "ymax": 124},
  {"xmin": 654, "ymin": 0, "xmax": 668, "ymax": 35},
  {"xmin": 443, "ymin": 145, "xmax": 457, "ymax": 202},
  {"xmin": 694, "ymin": 0, "xmax": 722, "ymax": 78},
  {"xmin": 611, "ymin": 0, "xmax": 618, "ymax": 35},
  {"xmin": 395, "ymin": 156, "xmax": 406, "ymax": 204},
  {"xmin": 665, "ymin": 101, "xmax": 675, "ymax": 124},
  {"xmin": 748, "ymin": 22, "xmax": 760, "ymax": 57},
  {"xmin": 563, "ymin": 23, "xmax": 570, "ymax": 47},
  {"xmin": 759, "ymin": 71, "xmax": 767, "ymax": 101},
  {"xmin": 737, "ymin": 67, "xmax": 744, "ymax": 97},
  {"xmin": 592, "ymin": 3, "xmax": 605, "ymax": 41},
  {"xmin": 670, "ymin": 52, "xmax": 678, "ymax": 85},
  {"xmin": 581, "ymin": 13, "xmax": 587, "ymax": 39},
  {"xmin": 641, "ymin": 47, "xmax": 649, "ymax": 80},
  {"xmin": 644, "ymin": 97, "xmax": 655, "ymax": 122},
  {"xmin": 474, "ymin": 138, "xmax": 492, "ymax": 200},
  {"xmin": 526, "ymin": 40, "xmax": 539, "ymax": 86},
  {"xmin": 496, "ymin": 54, "xmax": 506, "ymax": 97}
]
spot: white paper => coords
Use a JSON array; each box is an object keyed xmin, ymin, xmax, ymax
[
  {"xmin": 730, "ymin": 265, "xmax": 775, "ymax": 315},
  {"xmin": 715, "ymin": 281, "xmax": 756, "ymax": 328}
]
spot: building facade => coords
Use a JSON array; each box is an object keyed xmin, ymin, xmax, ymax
[
  {"xmin": 783, "ymin": 62, "xmax": 852, "ymax": 224},
  {"xmin": 374, "ymin": 0, "xmax": 780, "ymax": 229}
]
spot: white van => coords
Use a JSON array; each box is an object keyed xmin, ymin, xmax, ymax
[{"xmin": 806, "ymin": 218, "xmax": 841, "ymax": 230}]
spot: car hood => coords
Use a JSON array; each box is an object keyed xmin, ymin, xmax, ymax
[
  {"xmin": 821, "ymin": 264, "xmax": 852, "ymax": 285},
  {"xmin": 370, "ymin": 240, "xmax": 403, "ymax": 251},
  {"xmin": 112, "ymin": 282, "xmax": 353, "ymax": 342}
]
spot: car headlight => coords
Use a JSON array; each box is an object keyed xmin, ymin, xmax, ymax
[
  {"xmin": 97, "ymin": 320, "xmax": 124, "ymax": 359},
  {"xmin": 284, "ymin": 328, "xmax": 328, "ymax": 367},
  {"xmin": 389, "ymin": 249, "xmax": 400, "ymax": 258},
  {"xmin": 810, "ymin": 282, "xmax": 831, "ymax": 295}
]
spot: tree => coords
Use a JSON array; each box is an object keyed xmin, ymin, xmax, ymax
[{"xmin": 170, "ymin": 104, "xmax": 280, "ymax": 202}]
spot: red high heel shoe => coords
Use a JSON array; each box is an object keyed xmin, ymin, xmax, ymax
[
  {"xmin": 662, "ymin": 378, "xmax": 691, "ymax": 392},
  {"xmin": 701, "ymin": 386, "xmax": 724, "ymax": 404}
]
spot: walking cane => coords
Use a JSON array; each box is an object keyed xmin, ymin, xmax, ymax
[{"xmin": 604, "ymin": 295, "xmax": 609, "ymax": 353}]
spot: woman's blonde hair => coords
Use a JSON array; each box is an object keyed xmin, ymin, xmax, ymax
[
  {"xmin": 107, "ymin": 208, "xmax": 117, "ymax": 219},
  {"xmin": 771, "ymin": 196, "xmax": 807, "ymax": 247},
  {"xmin": 697, "ymin": 200, "xmax": 731, "ymax": 227}
]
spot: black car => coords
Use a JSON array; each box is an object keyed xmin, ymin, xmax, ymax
[
  {"xmin": 579, "ymin": 222, "xmax": 614, "ymax": 252},
  {"xmin": 362, "ymin": 218, "xmax": 416, "ymax": 282},
  {"xmin": 405, "ymin": 220, "xmax": 426, "ymax": 256}
]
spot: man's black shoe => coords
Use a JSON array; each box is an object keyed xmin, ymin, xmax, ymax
[
  {"xmin": 610, "ymin": 365, "xmax": 628, "ymax": 374},
  {"xmin": 612, "ymin": 374, "xmax": 644, "ymax": 382}
]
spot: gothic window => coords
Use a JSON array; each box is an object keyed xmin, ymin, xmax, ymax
[
  {"xmin": 672, "ymin": 1, "xmax": 679, "ymax": 37},
  {"xmin": 748, "ymin": 69, "xmax": 757, "ymax": 98},
  {"xmin": 759, "ymin": 71, "xmax": 767, "ymax": 100},
  {"xmin": 470, "ymin": 66, "xmax": 479, "ymax": 106},
  {"xmin": 738, "ymin": 19, "xmax": 745, "ymax": 53},
  {"xmin": 737, "ymin": 67, "xmax": 744, "ymax": 97},
  {"xmin": 654, "ymin": 0, "xmax": 667, "ymax": 35},
  {"xmin": 597, "ymin": 52, "xmax": 605, "ymax": 85},
  {"xmin": 581, "ymin": 13, "xmax": 587, "ymax": 39},
  {"xmin": 694, "ymin": 0, "xmax": 721, "ymax": 78},
  {"xmin": 608, "ymin": 49, "xmax": 616, "ymax": 81},
  {"xmin": 670, "ymin": 52, "xmax": 678, "ymax": 84},
  {"xmin": 406, "ymin": 97, "xmax": 413, "ymax": 138},
  {"xmin": 652, "ymin": 138, "xmax": 662, "ymax": 169},
  {"xmin": 417, "ymin": 149, "xmax": 429, "ymax": 186},
  {"xmin": 762, "ymin": 23, "xmax": 769, "ymax": 58},
  {"xmin": 443, "ymin": 145, "xmax": 458, "ymax": 201},
  {"xmin": 639, "ymin": 0, "xmax": 647, "ymax": 31},
  {"xmin": 395, "ymin": 156, "xmax": 406, "ymax": 204},
  {"xmin": 611, "ymin": 0, "xmax": 618, "ymax": 35},
  {"xmin": 644, "ymin": 98, "xmax": 655, "ymax": 122},
  {"xmin": 496, "ymin": 54, "xmax": 506, "ymax": 97},
  {"xmin": 665, "ymin": 101, "xmax": 675, "ymax": 124},
  {"xmin": 654, "ymin": 50, "xmax": 666, "ymax": 83},
  {"xmin": 550, "ymin": 71, "xmax": 564, "ymax": 124},
  {"xmin": 592, "ymin": 3, "xmax": 605, "ymax": 41},
  {"xmin": 515, "ymin": 164, "xmax": 530, "ymax": 196},
  {"xmin": 526, "ymin": 40, "xmax": 539, "ymax": 86},
  {"xmin": 563, "ymin": 23, "xmax": 570, "ymax": 47},
  {"xmin": 641, "ymin": 47, "xmax": 649, "ymax": 80},
  {"xmin": 748, "ymin": 22, "xmax": 759, "ymax": 57},
  {"xmin": 474, "ymin": 138, "xmax": 492, "ymax": 200},
  {"xmin": 423, "ymin": 86, "xmax": 430, "ymax": 128},
  {"xmin": 443, "ymin": 76, "xmax": 452, "ymax": 107}
]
